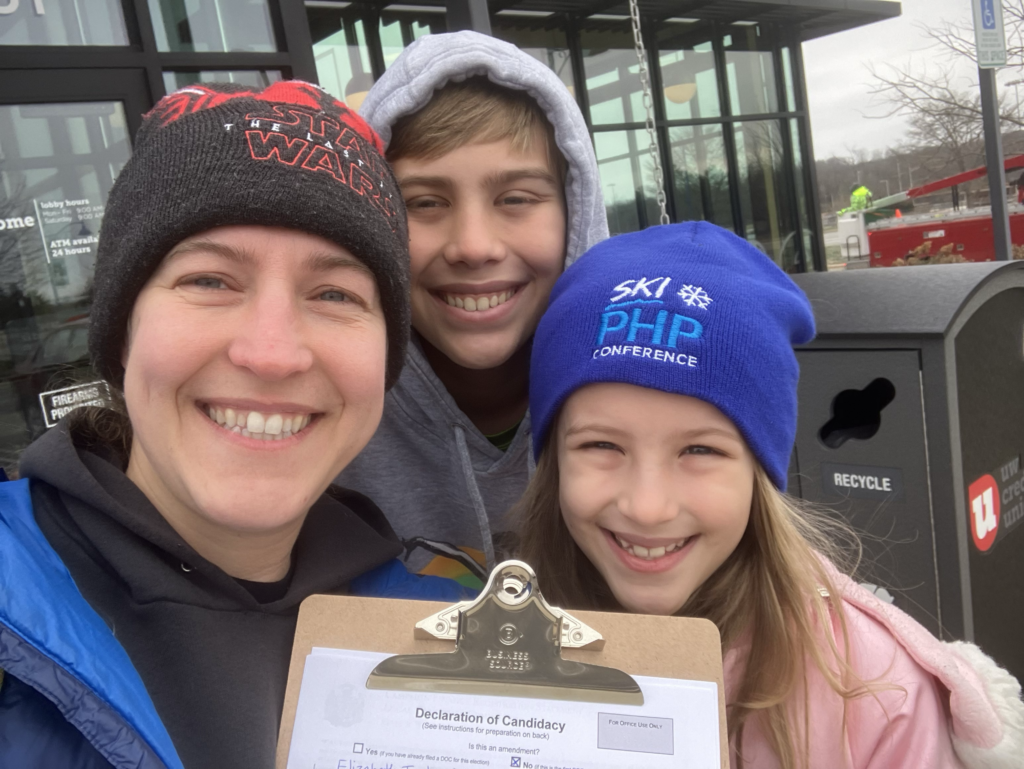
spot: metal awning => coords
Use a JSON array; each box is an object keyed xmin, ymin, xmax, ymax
[{"xmin": 369, "ymin": 0, "xmax": 902, "ymax": 42}]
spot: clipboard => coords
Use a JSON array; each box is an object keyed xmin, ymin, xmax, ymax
[{"xmin": 277, "ymin": 561, "xmax": 729, "ymax": 769}]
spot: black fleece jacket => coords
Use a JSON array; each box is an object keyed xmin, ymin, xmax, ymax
[{"xmin": 19, "ymin": 424, "xmax": 402, "ymax": 769}]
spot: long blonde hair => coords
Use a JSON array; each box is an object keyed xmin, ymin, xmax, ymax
[{"xmin": 514, "ymin": 434, "xmax": 869, "ymax": 768}]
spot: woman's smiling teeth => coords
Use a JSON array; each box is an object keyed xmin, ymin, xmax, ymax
[
  {"xmin": 440, "ymin": 287, "xmax": 518, "ymax": 312},
  {"xmin": 205, "ymin": 405, "xmax": 313, "ymax": 441},
  {"xmin": 613, "ymin": 533, "xmax": 691, "ymax": 560}
]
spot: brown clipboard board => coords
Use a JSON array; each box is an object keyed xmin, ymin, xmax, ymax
[{"xmin": 276, "ymin": 575, "xmax": 729, "ymax": 768}]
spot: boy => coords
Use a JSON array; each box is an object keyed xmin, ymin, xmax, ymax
[{"xmin": 338, "ymin": 31, "xmax": 608, "ymax": 587}]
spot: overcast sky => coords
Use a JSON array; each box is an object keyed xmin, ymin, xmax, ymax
[{"xmin": 802, "ymin": 0, "xmax": 991, "ymax": 159}]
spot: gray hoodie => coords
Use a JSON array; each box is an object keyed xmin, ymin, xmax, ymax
[{"xmin": 337, "ymin": 31, "xmax": 608, "ymax": 587}]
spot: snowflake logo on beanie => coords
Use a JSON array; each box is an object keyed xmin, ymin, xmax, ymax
[{"xmin": 677, "ymin": 284, "xmax": 713, "ymax": 309}]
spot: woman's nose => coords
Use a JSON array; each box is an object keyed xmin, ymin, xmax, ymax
[{"xmin": 227, "ymin": 290, "xmax": 314, "ymax": 380}]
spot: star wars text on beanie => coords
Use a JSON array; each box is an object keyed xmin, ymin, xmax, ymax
[
  {"xmin": 89, "ymin": 80, "xmax": 410, "ymax": 390},
  {"xmin": 529, "ymin": 221, "xmax": 815, "ymax": 490}
]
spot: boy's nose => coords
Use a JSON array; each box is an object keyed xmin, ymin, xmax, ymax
[
  {"xmin": 443, "ymin": 203, "xmax": 505, "ymax": 266},
  {"xmin": 227, "ymin": 291, "xmax": 314, "ymax": 380}
]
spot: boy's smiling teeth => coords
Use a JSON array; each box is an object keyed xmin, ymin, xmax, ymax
[
  {"xmin": 440, "ymin": 287, "xmax": 518, "ymax": 312},
  {"xmin": 614, "ymin": 533, "xmax": 691, "ymax": 560},
  {"xmin": 204, "ymin": 404, "xmax": 313, "ymax": 441}
]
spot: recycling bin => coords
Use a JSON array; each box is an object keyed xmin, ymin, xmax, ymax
[{"xmin": 790, "ymin": 261, "xmax": 1024, "ymax": 683}]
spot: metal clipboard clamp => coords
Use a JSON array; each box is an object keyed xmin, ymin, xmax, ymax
[{"xmin": 366, "ymin": 560, "xmax": 643, "ymax": 705}]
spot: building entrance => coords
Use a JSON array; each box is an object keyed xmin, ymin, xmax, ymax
[{"xmin": 0, "ymin": 69, "xmax": 146, "ymax": 474}]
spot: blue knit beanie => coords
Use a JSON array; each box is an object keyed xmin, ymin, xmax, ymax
[{"xmin": 530, "ymin": 221, "xmax": 815, "ymax": 490}]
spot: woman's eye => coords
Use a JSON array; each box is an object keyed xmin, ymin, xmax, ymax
[
  {"xmin": 318, "ymin": 289, "xmax": 351, "ymax": 303},
  {"xmin": 186, "ymin": 276, "xmax": 226, "ymax": 289}
]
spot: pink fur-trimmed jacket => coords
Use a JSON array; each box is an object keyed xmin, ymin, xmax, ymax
[{"xmin": 724, "ymin": 563, "xmax": 1023, "ymax": 769}]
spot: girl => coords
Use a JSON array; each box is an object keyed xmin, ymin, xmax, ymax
[{"xmin": 516, "ymin": 222, "xmax": 1022, "ymax": 768}]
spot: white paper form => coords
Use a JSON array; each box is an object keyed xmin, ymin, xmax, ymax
[{"xmin": 287, "ymin": 648, "xmax": 720, "ymax": 769}]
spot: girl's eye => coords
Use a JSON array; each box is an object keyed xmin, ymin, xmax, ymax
[
  {"xmin": 580, "ymin": 440, "xmax": 622, "ymax": 452},
  {"xmin": 683, "ymin": 445, "xmax": 720, "ymax": 457}
]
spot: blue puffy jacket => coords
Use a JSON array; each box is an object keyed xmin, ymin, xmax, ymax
[{"xmin": 0, "ymin": 477, "xmax": 470, "ymax": 769}]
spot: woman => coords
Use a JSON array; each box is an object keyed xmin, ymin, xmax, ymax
[{"xmin": 0, "ymin": 81, "xmax": 465, "ymax": 769}]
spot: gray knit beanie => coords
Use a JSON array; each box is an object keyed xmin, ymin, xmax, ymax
[{"xmin": 90, "ymin": 80, "xmax": 409, "ymax": 389}]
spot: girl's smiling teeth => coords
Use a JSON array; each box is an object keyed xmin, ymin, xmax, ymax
[
  {"xmin": 439, "ymin": 286, "xmax": 519, "ymax": 311},
  {"xmin": 203, "ymin": 404, "xmax": 314, "ymax": 441},
  {"xmin": 612, "ymin": 532, "xmax": 693, "ymax": 560}
]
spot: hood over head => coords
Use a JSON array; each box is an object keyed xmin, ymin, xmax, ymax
[{"xmin": 359, "ymin": 30, "xmax": 608, "ymax": 266}]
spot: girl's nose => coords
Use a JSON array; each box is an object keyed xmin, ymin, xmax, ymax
[
  {"xmin": 618, "ymin": 467, "xmax": 679, "ymax": 528},
  {"xmin": 227, "ymin": 290, "xmax": 314, "ymax": 380}
]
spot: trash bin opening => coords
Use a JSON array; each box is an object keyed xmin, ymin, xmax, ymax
[{"xmin": 819, "ymin": 378, "xmax": 896, "ymax": 449}]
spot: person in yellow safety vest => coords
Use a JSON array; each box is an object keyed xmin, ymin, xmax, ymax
[{"xmin": 849, "ymin": 182, "xmax": 873, "ymax": 210}]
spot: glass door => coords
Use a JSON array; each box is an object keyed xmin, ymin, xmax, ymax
[{"xmin": 0, "ymin": 69, "xmax": 146, "ymax": 475}]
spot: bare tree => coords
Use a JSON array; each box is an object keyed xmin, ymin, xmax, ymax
[
  {"xmin": 868, "ymin": 1, "xmax": 1024, "ymax": 182},
  {"xmin": 868, "ymin": 65, "xmax": 988, "ymax": 175},
  {"xmin": 925, "ymin": 1, "xmax": 1024, "ymax": 69}
]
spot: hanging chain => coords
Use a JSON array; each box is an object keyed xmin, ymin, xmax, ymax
[{"xmin": 628, "ymin": 0, "xmax": 670, "ymax": 225}]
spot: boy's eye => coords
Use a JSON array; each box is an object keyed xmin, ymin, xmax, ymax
[
  {"xmin": 498, "ymin": 193, "xmax": 537, "ymax": 206},
  {"xmin": 406, "ymin": 196, "xmax": 447, "ymax": 210}
]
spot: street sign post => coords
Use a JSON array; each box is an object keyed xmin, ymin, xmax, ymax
[
  {"xmin": 973, "ymin": 0, "xmax": 1008, "ymax": 68},
  {"xmin": 974, "ymin": 0, "xmax": 1011, "ymax": 260}
]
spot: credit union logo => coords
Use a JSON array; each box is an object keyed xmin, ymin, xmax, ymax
[{"xmin": 968, "ymin": 474, "xmax": 1000, "ymax": 552}]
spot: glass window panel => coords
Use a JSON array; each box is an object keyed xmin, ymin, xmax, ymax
[
  {"xmin": 162, "ymin": 70, "xmax": 282, "ymax": 94},
  {"xmin": 581, "ymin": 19, "xmax": 652, "ymax": 127},
  {"xmin": 380, "ymin": 7, "xmax": 447, "ymax": 71},
  {"xmin": 308, "ymin": 6, "xmax": 375, "ymax": 110},
  {"xmin": 411, "ymin": 20, "xmax": 432, "ymax": 39},
  {"xmin": 379, "ymin": 15, "xmax": 406, "ymax": 70},
  {"xmin": 723, "ymin": 25, "xmax": 778, "ymax": 116},
  {"xmin": 148, "ymin": 0, "xmax": 276, "ymax": 53},
  {"xmin": 733, "ymin": 119, "xmax": 799, "ymax": 270},
  {"xmin": 492, "ymin": 17, "xmax": 574, "ymax": 91},
  {"xmin": 789, "ymin": 117, "xmax": 813, "ymax": 271},
  {"xmin": 594, "ymin": 129, "xmax": 663, "ymax": 235},
  {"xmin": 668, "ymin": 124, "xmax": 732, "ymax": 230},
  {"xmin": 657, "ymin": 24, "xmax": 719, "ymax": 120},
  {"xmin": 0, "ymin": 102, "xmax": 130, "ymax": 472},
  {"xmin": 781, "ymin": 47, "xmax": 797, "ymax": 112},
  {"xmin": 0, "ymin": 0, "xmax": 128, "ymax": 46}
]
